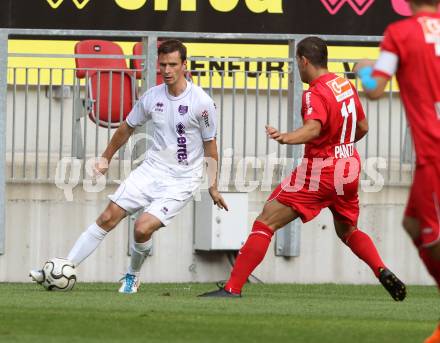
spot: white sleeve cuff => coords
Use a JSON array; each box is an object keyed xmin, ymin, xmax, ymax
[
  {"xmin": 202, "ymin": 136, "xmax": 216, "ymax": 142},
  {"xmin": 374, "ymin": 50, "xmax": 399, "ymax": 77},
  {"xmin": 125, "ymin": 118, "xmax": 136, "ymax": 128}
]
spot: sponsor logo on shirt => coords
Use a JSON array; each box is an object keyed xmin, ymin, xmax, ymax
[
  {"xmin": 176, "ymin": 122, "xmax": 188, "ymax": 165},
  {"xmin": 201, "ymin": 110, "xmax": 210, "ymax": 127},
  {"xmin": 155, "ymin": 102, "xmax": 164, "ymax": 112},
  {"xmin": 326, "ymin": 76, "xmax": 354, "ymax": 102},
  {"xmin": 178, "ymin": 105, "xmax": 188, "ymax": 115},
  {"xmin": 160, "ymin": 206, "xmax": 169, "ymax": 215},
  {"xmin": 305, "ymin": 92, "xmax": 313, "ymax": 115}
]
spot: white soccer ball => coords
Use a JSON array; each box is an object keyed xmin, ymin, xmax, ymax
[{"xmin": 41, "ymin": 258, "xmax": 77, "ymax": 291}]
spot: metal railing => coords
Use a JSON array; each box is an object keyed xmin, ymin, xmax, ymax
[
  {"xmin": 6, "ymin": 56, "xmax": 412, "ymax": 185},
  {"xmin": 0, "ymin": 29, "xmax": 410, "ymax": 257}
]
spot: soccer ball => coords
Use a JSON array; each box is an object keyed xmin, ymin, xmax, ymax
[{"xmin": 41, "ymin": 258, "xmax": 77, "ymax": 291}]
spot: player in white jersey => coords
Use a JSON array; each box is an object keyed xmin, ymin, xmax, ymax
[{"xmin": 30, "ymin": 39, "xmax": 228, "ymax": 293}]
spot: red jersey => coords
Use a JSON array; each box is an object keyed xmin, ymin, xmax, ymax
[
  {"xmin": 301, "ymin": 73, "xmax": 366, "ymax": 160},
  {"xmin": 374, "ymin": 12, "xmax": 440, "ymax": 165}
]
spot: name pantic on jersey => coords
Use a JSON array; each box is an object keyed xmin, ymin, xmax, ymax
[
  {"xmin": 301, "ymin": 73, "xmax": 365, "ymax": 160},
  {"xmin": 126, "ymin": 81, "xmax": 217, "ymax": 178}
]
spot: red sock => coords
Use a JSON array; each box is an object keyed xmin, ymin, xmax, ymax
[
  {"xmin": 225, "ymin": 221, "xmax": 274, "ymax": 294},
  {"xmin": 343, "ymin": 229, "xmax": 385, "ymax": 277},
  {"xmin": 419, "ymin": 248, "xmax": 440, "ymax": 288}
]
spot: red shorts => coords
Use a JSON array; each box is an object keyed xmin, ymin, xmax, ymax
[
  {"xmin": 268, "ymin": 157, "xmax": 360, "ymax": 226},
  {"xmin": 405, "ymin": 162, "xmax": 440, "ymax": 248}
]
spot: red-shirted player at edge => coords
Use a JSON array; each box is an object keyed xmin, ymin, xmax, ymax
[
  {"xmin": 199, "ymin": 37, "xmax": 407, "ymax": 303},
  {"xmin": 354, "ymin": 1, "xmax": 440, "ymax": 342}
]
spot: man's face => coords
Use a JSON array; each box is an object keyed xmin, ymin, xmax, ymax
[
  {"xmin": 296, "ymin": 55, "xmax": 309, "ymax": 83},
  {"xmin": 158, "ymin": 51, "xmax": 187, "ymax": 86}
]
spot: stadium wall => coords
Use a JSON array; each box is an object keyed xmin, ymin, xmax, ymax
[
  {"xmin": 0, "ymin": 89, "xmax": 433, "ymax": 285},
  {"xmin": 0, "ymin": 182, "xmax": 434, "ymax": 285}
]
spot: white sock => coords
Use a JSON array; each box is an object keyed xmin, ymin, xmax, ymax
[
  {"xmin": 67, "ymin": 223, "xmax": 108, "ymax": 266},
  {"xmin": 128, "ymin": 239, "xmax": 152, "ymax": 276}
]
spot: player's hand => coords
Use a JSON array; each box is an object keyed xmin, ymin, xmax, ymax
[
  {"xmin": 209, "ymin": 187, "xmax": 229, "ymax": 211},
  {"xmin": 352, "ymin": 60, "xmax": 375, "ymax": 74},
  {"xmin": 93, "ymin": 157, "xmax": 110, "ymax": 176},
  {"xmin": 265, "ymin": 125, "xmax": 287, "ymax": 144}
]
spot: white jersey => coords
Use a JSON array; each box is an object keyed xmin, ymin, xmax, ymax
[{"xmin": 126, "ymin": 80, "xmax": 217, "ymax": 179}]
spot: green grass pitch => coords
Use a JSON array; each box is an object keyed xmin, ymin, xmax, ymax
[{"xmin": 0, "ymin": 283, "xmax": 437, "ymax": 343}]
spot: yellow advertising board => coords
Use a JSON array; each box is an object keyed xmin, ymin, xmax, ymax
[{"xmin": 7, "ymin": 40, "xmax": 388, "ymax": 90}]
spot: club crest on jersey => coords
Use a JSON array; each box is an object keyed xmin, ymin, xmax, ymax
[
  {"xmin": 176, "ymin": 122, "xmax": 188, "ymax": 165},
  {"xmin": 155, "ymin": 102, "xmax": 164, "ymax": 112},
  {"xmin": 326, "ymin": 76, "xmax": 354, "ymax": 102},
  {"xmin": 201, "ymin": 110, "xmax": 210, "ymax": 127},
  {"xmin": 178, "ymin": 105, "xmax": 188, "ymax": 115}
]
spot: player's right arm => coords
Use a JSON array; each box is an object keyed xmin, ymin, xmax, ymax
[
  {"xmin": 96, "ymin": 90, "xmax": 152, "ymax": 175},
  {"xmin": 99, "ymin": 122, "xmax": 135, "ymax": 165},
  {"xmin": 266, "ymin": 90, "xmax": 326, "ymax": 145},
  {"xmin": 265, "ymin": 120, "xmax": 322, "ymax": 145}
]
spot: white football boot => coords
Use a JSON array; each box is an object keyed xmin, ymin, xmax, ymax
[
  {"xmin": 118, "ymin": 273, "xmax": 140, "ymax": 294},
  {"xmin": 29, "ymin": 269, "xmax": 44, "ymax": 284}
]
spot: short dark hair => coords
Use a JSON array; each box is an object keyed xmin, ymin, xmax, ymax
[
  {"xmin": 296, "ymin": 36, "xmax": 328, "ymax": 69},
  {"xmin": 409, "ymin": 0, "xmax": 440, "ymax": 5},
  {"xmin": 158, "ymin": 39, "xmax": 187, "ymax": 62}
]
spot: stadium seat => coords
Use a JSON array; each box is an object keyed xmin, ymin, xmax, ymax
[
  {"xmin": 131, "ymin": 41, "xmax": 192, "ymax": 84},
  {"xmin": 74, "ymin": 40, "xmax": 135, "ymax": 128},
  {"xmin": 131, "ymin": 41, "xmax": 163, "ymax": 84}
]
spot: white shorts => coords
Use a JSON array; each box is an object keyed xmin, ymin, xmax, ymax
[{"xmin": 109, "ymin": 160, "xmax": 201, "ymax": 226}]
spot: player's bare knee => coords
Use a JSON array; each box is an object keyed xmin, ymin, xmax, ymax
[
  {"xmin": 428, "ymin": 242, "xmax": 440, "ymax": 261},
  {"xmin": 402, "ymin": 217, "xmax": 410, "ymax": 231},
  {"xmin": 336, "ymin": 229, "xmax": 347, "ymax": 241},
  {"xmin": 134, "ymin": 227, "xmax": 152, "ymax": 242},
  {"xmin": 402, "ymin": 217, "xmax": 420, "ymax": 240},
  {"xmin": 255, "ymin": 213, "xmax": 278, "ymax": 232},
  {"xmin": 335, "ymin": 226, "xmax": 355, "ymax": 242},
  {"xmin": 134, "ymin": 220, "xmax": 160, "ymax": 242},
  {"xmin": 96, "ymin": 210, "xmax": 118, "ymax": 230},
  {"xmin": 255, "ymin": 201, "xmax": 297, "ymax": 231}
]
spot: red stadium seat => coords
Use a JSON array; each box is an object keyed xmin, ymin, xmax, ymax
[
  {"xmin": 131, "ymin": 41, "xmax": 163, "ymax": 84},
  {"xmin": 74, "ymin": 40, "xmax": 134, "ymax": 128},
  {"xmin": 131, "ymin": 41, "xmax": 193, "ymax": 84}
]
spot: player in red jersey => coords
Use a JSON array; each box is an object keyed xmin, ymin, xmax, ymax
[
  {"xmin": 200, "ymin": 36, "xmax": 406, "ymax": 301},
  {"xmin": 358, "ymin": 1, "xmax": 440, "ymax": 262},
  {"xmin": 355, "ymin": 1, "xmax": 440, "ymax": 342}
]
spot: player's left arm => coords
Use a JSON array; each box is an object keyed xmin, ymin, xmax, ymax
[
  {"xmin": 353, "ymin": 60, "xmax": 389, "ymax": 99},
  {"xmin": 203, "ymin": 139, "xmax": 228, "ymax": 211},
  {"xmin": 265, "ymin": 119, "xmax": 322, "ymax": 145},
  {"xmin": 355, "ymin": 118, "xmax": 369, "ymax": 142},
  {"xmin": 198, "ymin": 97, "xmax": 228, "ymax": 211},
  {"xmin": 354, "ymin": 26, "xmax": 399, "ymax": 100}
]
